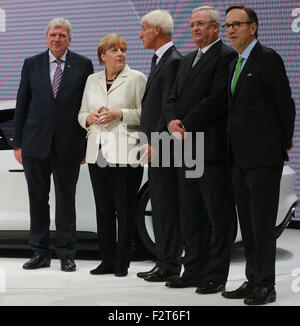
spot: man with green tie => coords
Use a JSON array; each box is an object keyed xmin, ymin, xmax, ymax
[{"xmin": 222, "ymin": 5, "xmax": 295, "ymax": 305}]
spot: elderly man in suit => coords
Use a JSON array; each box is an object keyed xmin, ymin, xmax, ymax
[
  {"xmin": 165, "ymin": 6, "xmax": 237, "ymax": 293},
  {"xmin": 137, "ymin": 9, "xmax": 183, "ymax": 282},
  {"xmin": 221, "ymin": 5, "xmax": 295, "ymax": 305},
  {"xmin": 13, "ymin": 17, "xmax": 93, "ymax": 272}
]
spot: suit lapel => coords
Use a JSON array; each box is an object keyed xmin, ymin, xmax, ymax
[
  {"xmin": 144, "ymin": 46, "xmax": 176, "ymax": 94},
  {"xmin": 231, "ymin": 42, "xmax": 261, "ymax": 103},
  {"xmin": 180, "ymin": 40, "xmax": 223, "ymax": 94},
  {"xmin": 96, "ymin": 71, "xmax": 107, "ymax": 94},
  {"xmin": 41, "ymin": 51, "xmax": 53, "ymax": 98},
  {"xmin": 177, "ymin": 51, "xmax": 197, "ymax": 91},
  {"xmin": 107, "ymin": 64, "xmax": 129, "ymax": 94}
]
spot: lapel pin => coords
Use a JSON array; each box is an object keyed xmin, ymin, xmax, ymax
[{"xmin": 247, "ymin": 73, "xmax": 252, "ymax": 77}]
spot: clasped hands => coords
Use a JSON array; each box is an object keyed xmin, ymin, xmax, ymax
[{"xmin": 86, "ymin": 106, "xmax": 122, "ymax": 127}]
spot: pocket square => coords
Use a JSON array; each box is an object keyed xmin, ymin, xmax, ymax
[{"xmin": 247, "ymin": 73, "xmax": 252, "ymax": 77}]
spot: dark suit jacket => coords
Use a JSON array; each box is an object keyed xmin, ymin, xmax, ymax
[
  {"xmin": 165, "ymin": 40, "xmax": 237, "ymax": 161},
  {"xmin": 140, "ymin": 45, "xmax": 182, "ymax": 142},
  {"xmin": 13, "ymin": 49, "xmax": 94, "ymax": 159},
  {"xmin": 228, "ymin": 42, "xmax": 295, "ymax": 169}
]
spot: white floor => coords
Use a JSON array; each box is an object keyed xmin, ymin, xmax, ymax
[{"xmin": 0, "ymin": 229, "xmax": 299, "ymax": 306}]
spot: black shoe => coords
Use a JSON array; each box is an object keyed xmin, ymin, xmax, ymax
[
  {"xmin": 115, "ymin": 269, "xmax": 128, "ymax": 277},
  {"xmin": 23, "ymin": 254, "xmax": 51, "ymax": 270},
  {"xmin": 165, "ymin": 276, "xmax": 201, "ymax": 288},
  {"xmin": 196, "ymin": 281, "xmax": 225, "ymax": 294},
  {"xmin": 61, "ymin": 256, "xmax": 76, "ymax": 272},
  {"xmin": 144, "ymin": 270, "xmax": 178, "ymax": 282},
  {"xmin": 137, "ymin": 265, "xmax": 160, "ymax": 279},
  {"xmin": 90, "ymin": 264, "xmax": 115, "ymax": 275},
  {"xmin": 244, "ymin": 285, "xmax": 276, "ymax": 305},
  {"xmin": 222, "ymin": 281, "xmax": 255, "ymax": 299}
]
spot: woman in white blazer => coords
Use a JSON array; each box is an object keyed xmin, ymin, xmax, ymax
[{"xmin": 78, "ymin": 34, "xmax": 147, "ymax": 277}]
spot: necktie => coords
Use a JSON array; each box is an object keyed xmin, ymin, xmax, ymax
[
  {"xmin": 150, "ymin": 53, "xmax": 158, "ymax": 75},
  {"xmin": 231, "ymin": 56, "xmax": 244, "ymax": 94},
  {"xmin": 192, "ymin": 49, "xmax": 203, "ymax": 68},
  {"xmin": 52, "ymin": 59, "xmax": 63, "ymax": 98}
]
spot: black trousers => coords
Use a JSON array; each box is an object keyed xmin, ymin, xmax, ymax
[
  {"xmin": 148, "ymin": 166, "xmax": 182, "ymax": 274},
  {"xmin": 179, "ymin": 161, "xmax": 236, "ymax": 282},
  {"xmin": 88, "ymin": 163, "xmax": 143, "ymax": 270},
  {"xmin": 22, "ymin": 153, "xmax": 81, "ymax": 258},
  {"xmin": 232, "ymin": 163, "xmax": 283, "ymax": 286}
]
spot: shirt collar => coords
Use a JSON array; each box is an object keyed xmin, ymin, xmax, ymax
[
  {"xmin": 240, "ymin": 39, "xmax": 257, "ymax": 60},
  {"xmin": 155, "ymin": 41, "xmax": 174, "ymax": 60},
  {"xmin": 200, "ymin": 38, "xmax": 220, "ymax": 54},
  {"xmin": 49, "ymin": 49, "xmax": 68, "ymax": 63}
]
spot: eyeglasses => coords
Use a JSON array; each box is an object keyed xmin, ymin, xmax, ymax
[
  {"xmin": 223, "ymin": 22, "xmax": 253, "ymax": 31},
  {"xmin": 190, "ymin": 21, "xmax": 216, "ymax": 28}
]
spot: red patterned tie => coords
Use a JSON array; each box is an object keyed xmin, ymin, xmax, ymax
[{"xmin": 52, "ymin": 59, "xmax": 63, "ymax": 98}]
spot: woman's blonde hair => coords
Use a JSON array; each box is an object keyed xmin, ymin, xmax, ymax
[{"xmin": 97, "ymin": 34, "xmax": 127, "ymax": 65}]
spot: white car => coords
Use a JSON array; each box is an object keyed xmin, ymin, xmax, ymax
[{"xmin": 0, "ymin": 100, "xmax": 298, "ymax": 256}]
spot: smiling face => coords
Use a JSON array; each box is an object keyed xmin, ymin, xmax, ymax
[
  {"xmin": 190, "ymin": 10, "xmax": 219, "ymax": 48},
  {"xmin": 101, "ymin": 44, "xmax": 127, "ymax": 72},
  {"xmin": 225, "ymin": 8, "xmax": 257, "ymax": 54},
  {"xmin": 46, "ymin": 26, "xmax": 71, "ymax": 58}
]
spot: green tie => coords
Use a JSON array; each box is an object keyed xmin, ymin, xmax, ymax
[{"xmin": 231, "ymin": 56, "xmax": 244, "ymax": 94}]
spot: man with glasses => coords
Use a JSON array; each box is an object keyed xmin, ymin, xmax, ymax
[
  {"xmin": 222, "ymin": 5, "xmax": 295, "ymax": 305},
  {"xmin": 164, "ymin": 6, "xmax": 237, "ymax": 294}
]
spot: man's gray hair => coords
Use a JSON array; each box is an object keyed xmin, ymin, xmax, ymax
[
  {"xmin": 192, "ymin": 6, "xmax": 220, "ymax": 22},
  {"xmin": 46, "ymin": 17, "xmax": 72, "ymax": 38},
  {"xmin": 142, "ymin": 10, "xmax": 173, "ymax": 37}
]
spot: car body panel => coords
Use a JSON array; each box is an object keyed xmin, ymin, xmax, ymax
[{"xmin": 0, "ymin": 100, "xmax": 298, "ymax": 252}]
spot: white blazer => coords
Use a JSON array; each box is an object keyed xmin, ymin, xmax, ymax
[{"xmin": 78, "ymin": 65, "xmax": 147, "ymax": 164}]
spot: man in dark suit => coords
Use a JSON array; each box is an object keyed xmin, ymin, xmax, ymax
[
  {"xmin": 165, "ymin": 6, "xmax": 237, "ymax": 294},
  {"xmin": 221, "ymin": 5, "xmax": 295, "ymax": 305},
  {"xmin": 13, "ymin": 18, "xmax": 93, "ymax": 272},
  {"xmin": 138, "ymin": 10, "xmax": 183, "ymax": 282}
]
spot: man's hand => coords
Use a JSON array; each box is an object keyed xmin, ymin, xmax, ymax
[
  {"xmin": 138, "ymin": 144, "xmax": 157, "ymax": 165},
  {"xmin": 168, "ymin": 119, "xmax": 186, "ymax": 139},
  {"xmin": 14, "ymin": 147, "xmax": 23, "ymax": 165}
]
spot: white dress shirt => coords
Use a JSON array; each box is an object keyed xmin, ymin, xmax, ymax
[
  {"xmin": 200, "ymin": 38, "xmax": 220, "ymax": 54},
  {"xmin": 154, "ymin": 41, "xmax": 174, "ymax": 65}
]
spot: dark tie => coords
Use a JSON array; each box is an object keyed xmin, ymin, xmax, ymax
[
  {"xmin": 150, "ymin": 53, "xmax": 158, "ymax": 75},
  {"xmin": 52, "ymin": 59, "xmax": 63, "ymax": 98},
  {"xmin": 231, "ymin": 56, "xmax": 244, "ymax": 94}
]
